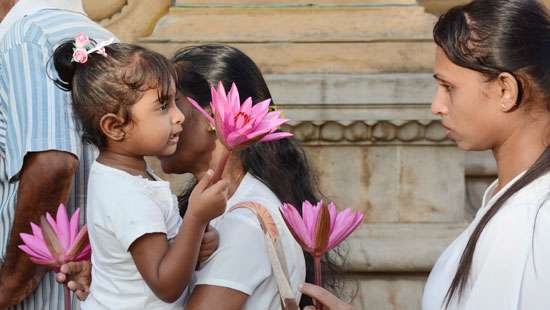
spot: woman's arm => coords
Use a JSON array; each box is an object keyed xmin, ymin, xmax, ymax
[
  {"xmin": 130, "ymin": 171, "xmax": 228, "ymax": 303},
  {"xmin": 185, "ymin": 284, "xmax": 248, "ymax": 309}
]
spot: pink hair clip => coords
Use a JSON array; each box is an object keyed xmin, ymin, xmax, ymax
[{"xmin": 71, "ymin": 33, "xmax": 114, "ymax": 64}]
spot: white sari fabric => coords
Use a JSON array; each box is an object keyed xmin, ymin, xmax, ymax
[{"xmin": 423, "ymin": 171, "xmax": 550, "ymax": 309}]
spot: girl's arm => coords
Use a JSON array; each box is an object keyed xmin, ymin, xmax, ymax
[
  {"xmin": 130, "ymin": 170, "xmax": 228, "ymax": 303},
  {"xmin": 55, "ymin": 226, "xmax": 220, "ymax": 301}
]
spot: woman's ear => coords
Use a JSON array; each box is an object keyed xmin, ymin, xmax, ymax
[
  {"xmin": 99, "ymin": 113, "xmax": 127, "ymax": 141},
  {"xmin": 497, "ymin": 72, "xmax": 520, "ymax": 112}
]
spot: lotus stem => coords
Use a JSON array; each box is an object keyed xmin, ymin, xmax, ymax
[
  {"xmin": 313, "ymin": 255, "xmax": 323, "ymax": 310},
  {"xmin": 211, "ymin": 147, "xmax": 231, "ymax": 185}
]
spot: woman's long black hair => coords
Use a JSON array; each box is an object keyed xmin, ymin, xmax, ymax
[
  {"xmin": 433, "ymin": 0, "xmax": 550, "ymax": 306},
  {"xmin": 172, "ymin": 44, "xmax": 346, "ymax": 307}
]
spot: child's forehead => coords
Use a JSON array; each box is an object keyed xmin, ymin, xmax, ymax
[{"xmin": 139, "ymin": 77, "xmax": 176, "ymax": 95}]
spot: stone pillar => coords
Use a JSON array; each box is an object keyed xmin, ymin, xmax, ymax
[{"xmin": 83, "ymin": 0, "xmax": 170, "ymax": 43}]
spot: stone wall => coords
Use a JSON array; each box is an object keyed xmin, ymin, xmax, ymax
[{"xmin": 82, "ymin": 1, "xmax": 505, "ymax": 309}]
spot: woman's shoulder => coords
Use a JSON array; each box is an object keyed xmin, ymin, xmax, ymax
[
  {"xmin": 490, "ymin": 171, "xmax": 550, "ymax": 222},
  {"xmin": 229, "ymin": 174, "xmax": 281, "ymax": 208},
  {"xmin": 477, "ymin": 173, "xmax": 550, "ymax": 253},
  {"xmin": 507, "ymin": 171, "xmax": 550, "ymax": 205}
]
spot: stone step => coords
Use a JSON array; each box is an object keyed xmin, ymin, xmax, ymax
[
  {"xmin": 265, "ymin": 73, "xmax": 435, "ymax": 105},
  {"xmin": 176, "ymin": 0, "xmax": 417, "ymax": 5},
  {"xmin": 262, "ymin": 73, "xmax": 436, "ymax": 121},
  {"xmin": 346, "ymin": 223, "xmax": 466, "ymax": 272},
  {"xmin": 140, "ymin": 41, "xmax": 435, "ymax": 74},
  {"xmin": 141, "ymin": 2, "xmax": 436, "ymax": 74},
  {"xmin": 147, "ymin": 6, "xmax": 433, "ymax": 43}
]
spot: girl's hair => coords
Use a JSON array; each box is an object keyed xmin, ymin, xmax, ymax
[
  {"xmin": 172, "ymin": 44, "xmax": 346, "ymax": 307},
  {"xmin": 52, "ymin": 40, "xmax": 175, "ymax": 148},
  {"xmin": 433, "ymin": 0, "xmax": 550, "ymax": 306}
]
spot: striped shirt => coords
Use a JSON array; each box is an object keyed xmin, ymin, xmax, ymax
[{"xmin": 0, "ymin": 9, "xmax": 115, "ymax": 309}]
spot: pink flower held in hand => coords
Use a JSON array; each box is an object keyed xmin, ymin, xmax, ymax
[
  {"xmin": 72, "ymin": 48, "xmax": 88, "ymax": 64},
  {"xmin": 187, "ymin": 81, "xmax": 292, "ymax": 151},
  {"xmin": 18, "ymin": 204, "xmax": 91, "ymax": 272},
  {"xmin": 281, "ymin": 200, "xmax": 363, "ymax": 300},
  {"xmin": 74, "ymin": 33, "xmax": 90, "ymax": 48},
  {"xmin": 280, "ymin": 201, "xmax": 364, "ymax": 256}
]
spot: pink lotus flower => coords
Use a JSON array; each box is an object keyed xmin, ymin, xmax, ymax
[
  {"xmin": 74, "ymin": 32, "xmax": 90, "ymax": 48},
  {"xmin": 281, "ymin": 201, "xmax": 364, "ymax": 256},
  {"xmin": 187, "ymin": 81, "xmax": 292, "ymax": 151},
  {"xmin": 19, "ymin": 204, "xmax": 91, "ymax": 272},
  {"xmin": 72, "ymin": 48, "xmax": 88, "ymax": 64},
  {"xmin": 187, "ymin": 82, "xmax": 292, "ymax": 184},
  {"xmin": 280, "ymin": 200, "xmax": 364, "ymax": 309},
  {"xmin": 19, "ymin": 204, "xmax": 90, "ymax": 310}
]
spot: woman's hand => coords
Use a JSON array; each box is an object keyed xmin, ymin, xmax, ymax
[
  {"xmin": 199, "ymin": 225, "xmax": 219, "ymax": 263},
  {"xmin": 300, "ymin": 283, "xmax": 353, "ymax": 310},
  {"xmin": 55, "ymin": 261, "xmax": 92, "ymax": 301}
]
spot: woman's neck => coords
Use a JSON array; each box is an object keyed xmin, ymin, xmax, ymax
[
  {"xmin": 492, "ymin": 115, "xmax": 550, "ymax": 193},
  {"xmin": 223, "ymin": 153, "xmax": 247, "ymax": 198},
  {"xmin": 97, "ymin": 149, "xmax": 148, "ymax": 178},
  {"xmin": 193, "ymin": 148, "xmax": 245, "ymax": 199}
]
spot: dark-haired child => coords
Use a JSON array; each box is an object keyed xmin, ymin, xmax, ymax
[{"xmin": 52, "ymin": 34, "xmax": 228, "ymax": 309}]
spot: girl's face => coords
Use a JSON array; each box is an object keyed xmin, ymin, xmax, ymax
[
  {"xmin": 159, "ymin": 91, "xmax": 216, "ymax": 174},
  {"xmin": 431, "ymin": 47, "xmax": 514, "ymax": 151},
  {"xmin": 124, "ymin": 82, "xmax": 185, "ymax": 157}
]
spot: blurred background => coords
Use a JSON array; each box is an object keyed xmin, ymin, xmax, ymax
[{"xmin": 81, "ymin": 1, "xmax": 548, "ymax": 309}]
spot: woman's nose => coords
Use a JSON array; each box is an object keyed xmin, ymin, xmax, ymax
[{"xmin": 431, "ymin": 89, "xmax": 449, "ymax": 116}]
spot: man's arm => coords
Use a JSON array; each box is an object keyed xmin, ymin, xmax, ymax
[{"xmin": 0, "ymin": 150, "xmax": 78, "ymax": 307}]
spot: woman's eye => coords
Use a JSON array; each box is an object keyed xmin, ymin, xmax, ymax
[{"xmin": 160, "ymin": 102, "xmax": 168, "ymax": 111}]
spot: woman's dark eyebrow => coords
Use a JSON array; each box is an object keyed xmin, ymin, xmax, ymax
[{"xmin": 433, "ymin": 73, "xmax": 452, "ymax": 84}]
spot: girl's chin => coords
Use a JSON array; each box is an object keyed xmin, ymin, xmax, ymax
[{"xmin": 157, "ymin": 146, "xmax": 178, "ymax": 159}]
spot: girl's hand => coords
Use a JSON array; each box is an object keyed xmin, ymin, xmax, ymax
[
  {"xmin": 55, "ymin": 261, "xmax": 92, "ymax": 301},
  {"xmin": 188, "ymin": 170, "xmax": 229, "ymax": 223},
  {"xmin": 198, "ymin": 225, "xmax": 219, "ymax": 263},
  {"xmin": 300, "ymin": 283, "xmax": 353, "ymax": 310}
]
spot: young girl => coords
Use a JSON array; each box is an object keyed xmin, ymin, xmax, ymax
[{"xmin": 52, "ymin": 35, "xmax": 228, "ymax": 309}]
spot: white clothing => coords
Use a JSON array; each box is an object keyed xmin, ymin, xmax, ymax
[
  {"xmin": 423, "ymin": 171, "xmax": 550, "ymax": 309},
  {"xmin": 187, "ymin": 173, "xmax": 306, "ymax": 309},
  {"xmin": 0, "ymin": 0, "xmax": 85, "ymax": 41},
  {"xmin": 82, "ymin": 161, "xmax": 184, "ymax": 310}
]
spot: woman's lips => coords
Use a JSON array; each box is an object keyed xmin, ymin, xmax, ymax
[{"xmin": 441, "ymin": 122, "xmax": 453, "ymax": 138}]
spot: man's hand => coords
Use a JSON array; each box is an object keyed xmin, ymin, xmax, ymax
[
  {"xmin": 199, "ymin": 225, "xmax": 219, "ymax": 264},
  {"xmin": 56, "ymin": 261, "xmax": 91, "ymax": 301}
]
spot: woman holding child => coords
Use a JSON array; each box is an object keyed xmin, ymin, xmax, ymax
[{"xmin": 53, "ymin": 36, "xmax": 343, "ymax": 308}]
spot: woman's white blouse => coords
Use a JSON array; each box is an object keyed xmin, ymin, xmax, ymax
[
  {"xmin": 186, "ymin": 173, "xmax": 306, "ymax": 309},
  {"xmin": 422, "ymin": 171, "xmax": 550, "ymax": 309}
]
